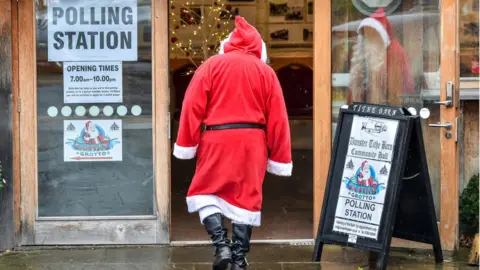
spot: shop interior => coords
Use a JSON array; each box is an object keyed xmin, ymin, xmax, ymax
[{"xmin": 169, "ymin": 0, "xmax": 315, "ymax": 241}]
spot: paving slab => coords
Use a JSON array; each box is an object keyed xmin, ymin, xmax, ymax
[{"xmin": 0, "ymin": 244, "xmax": 472, "ymax": 270}]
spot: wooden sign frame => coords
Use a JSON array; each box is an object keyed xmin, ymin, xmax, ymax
[{"xmin": 313, "ymin": 103, "xmax": 443, "ymax": 270}]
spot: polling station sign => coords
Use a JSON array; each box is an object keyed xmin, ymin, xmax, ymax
[
  {"xmin": 313, "ymin": 103, "xmax": 443, "ymax": 270},
  {"xmin": 333, "ymin": 157, "xmax": 392, "ymax": 240},
  {"xmin": 48, "ymin": 0, "xmax": 138, "ymax": 61}
]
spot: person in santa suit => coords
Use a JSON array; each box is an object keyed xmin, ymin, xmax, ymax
[
  {"xmin": 83, "ymin": 121, "xmax": 109, "ymax": 148},
  {"xmin": 348, "ymin": 8, "xmax": 415, "ymax": 106},
  {"xmin": 357, "ymin": 161, "xmax": 377, "ymax": 190},
  {"xmin": 173, "ymin": 16, "xmax": 292, "ymax": 270}
]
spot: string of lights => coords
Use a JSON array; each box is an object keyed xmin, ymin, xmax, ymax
[{"xmin": 169, "ymin": 0, "xmax": 234, "ymax": 72}]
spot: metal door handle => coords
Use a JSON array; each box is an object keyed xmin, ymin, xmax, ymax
[
  {"xmin": 428, "ymin": 122, "xmax": 452, "ymax": 129},
  {"xmin": 433, "ymin": 100, "xmax": 452, "ymax": 107}
]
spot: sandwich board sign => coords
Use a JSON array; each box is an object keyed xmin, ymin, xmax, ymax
[{"xmin": 313, "ymin": 103, "xmax": 444, "ymax": 270}]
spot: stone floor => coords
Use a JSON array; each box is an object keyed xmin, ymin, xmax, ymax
[{"xmin": 0, "ymin": 244, "xmax": 472, "ymax": 270}]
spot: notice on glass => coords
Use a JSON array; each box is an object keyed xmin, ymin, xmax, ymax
[
  {"xmin": 347, "ymin": 115, "xmax": 399, "ymax": 162},
  {"xmin": 64, "ymin": 120, "xmax": 122, "ymax": 162},
  {"xmin": 64, "ymin": 62, "xmax": 122, "ymax": 103},
  {"xmin": 47, "ymin": 0, "xmax": 138, "ymax": 61},
  {"xmin": 333, "ymin": 156, "xmax": 392, "ymax": 240}
]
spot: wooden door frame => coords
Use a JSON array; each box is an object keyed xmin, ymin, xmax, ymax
[
  {"xmin": 313, "ymin": 1, "xmax": 460, "ymax": 250},
  {"xmin": 16, "ymin": 0, "xmax": 171, "ymax": 245}
]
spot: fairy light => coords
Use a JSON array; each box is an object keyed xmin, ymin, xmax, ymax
[{"xmin": 169, "ymin": 0, "xmax": 233, "ymax": 68}]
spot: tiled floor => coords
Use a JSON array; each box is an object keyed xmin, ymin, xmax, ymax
[{"xmin": 171, "ymin": 150, "xmax": 314, "ymax": 241}]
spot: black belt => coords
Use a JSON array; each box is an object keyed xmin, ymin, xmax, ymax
[{"xmin": 203, "ymin": 123, "xmax": 266, "ymax": 131}]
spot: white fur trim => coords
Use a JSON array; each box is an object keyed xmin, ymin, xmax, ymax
[
  {"xmin": 173, "ymin": 143, "xmax": 198, "ymax": 160},
  {"xmin": 187, "ymin": 195, "xmax": 261, "ymax": 226},
  {"xmin": 198, "ymin": 205, "xmax": 223, "ymax": 224},
  {"xmin": 357, "ymin": 18, "xmax": 391, "ymax": 47},
  {"xmin": 267, "ymin": 159, "xmax": 293, "ymax": 177},
  {"xmin": 218, "ymin": 33, "xmax": 232, "ymax": 55},
  {"xmin": 260, "ymin": 40, "xmax": 268, "ymax": 63},
  {"xmin": 218, "ymin": 32, "xmax": 268, "ymax": 63}
]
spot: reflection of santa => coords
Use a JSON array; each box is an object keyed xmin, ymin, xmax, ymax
[
  {"xmin": 357, "ymin": 161, "xmax": 377, "ymax": 190},
  {"xmin": 83, "ymin": 121, "xmax": 108, "ymax": 147},
  {"xmin": 348, "ymin": 8, "xmax": 415, "ymax": 106}
]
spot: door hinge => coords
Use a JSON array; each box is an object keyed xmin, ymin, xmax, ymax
[{"xmin": 17, "ymin": 96, "xmax": 21, "ymax": 113}]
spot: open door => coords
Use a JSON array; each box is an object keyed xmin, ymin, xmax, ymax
[{"xmin": 315, "ymin": 0, "xmax": 461, "ymax": 250}]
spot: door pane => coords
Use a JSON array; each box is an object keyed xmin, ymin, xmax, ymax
[
  {"xmin": 331, "ymin": 0, "xmax": 441, "ymax": 217},
  {"xmin": 36, "ymin": 0, "xmax": 154, "ymax": 216}
]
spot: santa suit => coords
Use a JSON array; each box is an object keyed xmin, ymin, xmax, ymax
[
  {"xmin": 348, "ymin": 8, "xmax": 415, "ymax": 106},
  {"xmin": 173, "ymin": 16, "xmax": 292, "ymax": 227}
]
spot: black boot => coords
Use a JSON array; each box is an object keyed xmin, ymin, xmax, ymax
[
  {"xmin": 231, "ymin": 223, "xmax": 253, "ymax": 270},
  {"xmin": 203, "ymin": 213, "xmax": 232, "ymax": 270}
]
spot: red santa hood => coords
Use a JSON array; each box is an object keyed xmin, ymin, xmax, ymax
[
  {"xmin": 356, "ymin": 8, "xmax": 415, "ymax": 95},
  {"xmin": 218, "ymin": 16, "xmax": 267, "ymax": 63},
  {"xmin": 357, "ymin": 8, "xmax": 392, "ymax": 47}
]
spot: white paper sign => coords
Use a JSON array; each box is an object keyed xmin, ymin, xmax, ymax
[
  {"xmin": 63, "ymin": 62, "xmax": 122, "ymax": 103},
  {"xmin": 48, "ymin": 0, "xmax": 138, "ymax": 61},
  {"xmin": 347, "ymin": 115, "xmax": 399, "ymax": 162},
  {"xmin": 333, "ymin": 156, "xmax": 392, "ymax": 240},
  {"xmin": 64, "ymin": 120, "xmax": 122, "ymax": 162}
]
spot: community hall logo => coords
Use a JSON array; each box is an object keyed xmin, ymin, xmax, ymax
[{"xmin": 343, "ymin": 160, "xmax": 385, "ymax": 195}]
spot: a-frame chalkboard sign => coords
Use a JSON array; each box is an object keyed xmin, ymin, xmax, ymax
[{"xmin": 313, "ymin": 103, "xmax": 443, "ymax": 270}]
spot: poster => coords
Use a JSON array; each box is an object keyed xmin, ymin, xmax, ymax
[
  {"xmin": 269, "ymin": 0, "xmax": 304, "ymax": 23},
  {"xmin": 333, "ymin": 156, "xmax": 392, "ymax": 240},
  {"xmin": 63, "ymin": 62, "xmax": 122, "ymax": 103},
  {"xmin": 347, "ymin": 115, "xmax": 399, "ymax": 162},
  {"xmin": 64, "ymin": 120, "xmax": 122, "ymax": 162},
  {"xmin": 48, "ymin": 0, "xmax": 138, "ymax": 61}
]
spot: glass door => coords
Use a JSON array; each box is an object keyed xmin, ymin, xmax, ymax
[
  {"xmin": 330, "ymin": 0, "xmax": 460, "ymax": 249},
  {"xmin": 21, "ymin": 0, "xmax": 169, "ymax": 245}
]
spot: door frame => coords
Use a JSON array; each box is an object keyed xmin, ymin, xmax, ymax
[
  {"xmin": 16, "ymin": 0, "xmax": 171, "ymax": 245},
  {"xmin": 313, "ymin": 0, "xmax": 460, "ymax": 250}
]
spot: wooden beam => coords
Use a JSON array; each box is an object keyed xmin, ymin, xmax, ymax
[
  {"xmin": 10, "ymin": 0, "xmax": 21, "ymax": 246},
  {"xmin": 439, "ymin": 0, "xmax": 460, "ymax": 251},
  {"xmin": 153, "ymin": 0, "xmax": 171, "ymax": 243},
  {"xmin": 313, "ymin": 0, "xmax": 331, "ymax": 238},
  {"xmin": 18, "ymin": 0, "xmax": 36, "ymax": 245}
]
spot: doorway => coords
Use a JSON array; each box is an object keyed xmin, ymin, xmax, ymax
[
  {"xmin": 170, "ymin": 61, "xmax": 315, "ymax": 241},
  {"xmin": 168, "ymin": 1, "xmax": 316, "ymax": 240}
]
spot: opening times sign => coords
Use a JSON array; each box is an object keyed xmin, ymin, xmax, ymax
[
  {"xmin": 64, "ymin": 62, "xmax": 122, "ymax": 103},
  {"xmin": 333, "ymin": 115, "xmax": 399, "ymax": 241},
  {"xmin": 48, "ymin": 0, "xmax": 138, "ymax": 61}
]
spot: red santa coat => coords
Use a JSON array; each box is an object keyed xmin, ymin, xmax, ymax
[{"xmin": 173, "ymin": 16, "xmax": 292, "ymax": 226}]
